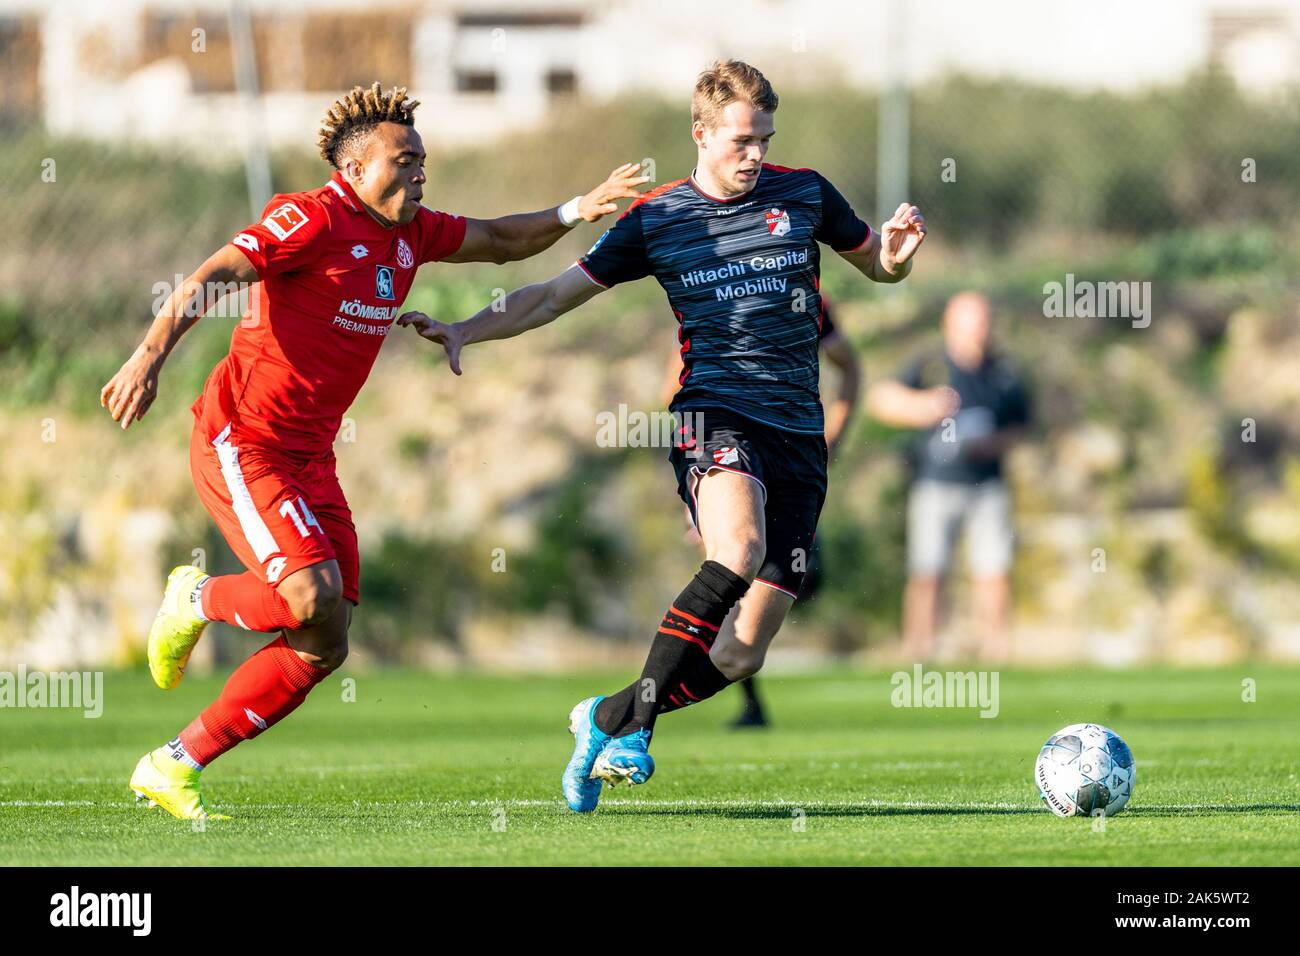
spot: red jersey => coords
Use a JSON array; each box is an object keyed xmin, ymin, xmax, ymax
[{"xmin": 193, "ymin": 171, "xmax": 466, "ymax": 459}]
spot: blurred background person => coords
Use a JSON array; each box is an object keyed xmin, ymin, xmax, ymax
[
  {"xmin": 866, "ymin": 291, "xmax": 1030, "ymax": 663},
  {"xmin": 664, "ymin": 294, "xmax": 861, "ymax": 726}
]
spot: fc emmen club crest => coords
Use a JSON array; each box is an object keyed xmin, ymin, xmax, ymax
[{"xmin": 765, "ymin": 207, "xmax": 791, "ymax": 237}]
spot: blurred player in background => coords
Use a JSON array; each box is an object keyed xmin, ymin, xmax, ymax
[
  {"xmin": 866, "ymin": 292, "xmax": 1030, "ymax": 663},
  {"xmin": 661, "ymin": 294, "xmax": 861, "ymax": 728},
  {"xmin": 99, "ymin": 83, "xmax": 647, "ymax": 819},
  {"xmin": 400, "ymin": 60, "xmax": 924, "ymax": 812}
]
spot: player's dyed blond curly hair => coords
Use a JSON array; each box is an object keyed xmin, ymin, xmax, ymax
[{"xmin": 317, "ymin": 82, "xmax": 420, "ymax": 168}]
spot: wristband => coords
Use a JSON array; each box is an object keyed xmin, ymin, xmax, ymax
[{"xmin": 558, "ymin": 195, "xmax": 584, "ymax": 227}]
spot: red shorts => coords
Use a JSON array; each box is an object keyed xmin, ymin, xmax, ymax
[{"xmin": 189, "ymin": 420, "xmax": 361, "ymax": 604}]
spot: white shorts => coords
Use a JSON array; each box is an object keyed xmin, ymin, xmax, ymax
[{"xmin": 907, "ymin": 478, "xmax": 1014, "ymax": 577}]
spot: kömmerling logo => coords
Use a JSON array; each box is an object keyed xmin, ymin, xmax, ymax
[{"xmin": 49, "ymin": 886, "xmax": 151, "ymax": 936}]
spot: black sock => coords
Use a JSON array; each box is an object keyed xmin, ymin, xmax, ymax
[
  {"xmin": 594, "ymin": 560, "xmax": 748, "ymax": 736},
  {"xmin": 740, "ymin": 675, "xmax": 760, "ymax": 706},
  {"xmin": 656, "ymin": 655, "xmax": 733, "ymax": 715}
]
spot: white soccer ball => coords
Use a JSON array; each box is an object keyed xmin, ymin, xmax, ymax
[{"xmin": 1035, "ymin": 723, "xmax": 1135, "ymax": 818}]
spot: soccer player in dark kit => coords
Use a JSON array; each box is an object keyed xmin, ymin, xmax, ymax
[
  {"xmin": 399, "ymin": 60, "xmax": 926, "ymax": 812},
  {"xmin": 661, "ymin": 293, "xmax": 862, "ymax": 729}
]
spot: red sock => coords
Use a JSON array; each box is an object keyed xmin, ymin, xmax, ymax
[
  {"xmin": 201, "ymin": 571, "xmax": 302, "ymax": 632},
  {"xmin": 178, "ymin": 635, "xmax": 329, "ymax": 767}
]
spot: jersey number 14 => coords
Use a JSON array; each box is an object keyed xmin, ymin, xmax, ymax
[{"xmin": 280, "ymin": 496, "xmax": 323, "ymax": 538}]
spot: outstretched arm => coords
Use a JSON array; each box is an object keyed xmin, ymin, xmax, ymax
[
  {"xmin": 397, "ymin": 265, "xmax": 604, "ymax": 374},
  {"xmin": 866, "ymin": 379, "xmax": 960, "ymax": 429},
  {"xmin": 443, "ymin": 163, "xmax": 649, "ymax": 264},
  {"xmin": 839, "ymin": 202, "xmax": 927, "ymax": 283},
  {"xmin": 100, "ymin": 244, "xmax": 257, "ymax": 429}
]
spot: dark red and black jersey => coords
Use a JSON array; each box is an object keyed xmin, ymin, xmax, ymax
[{"xmin": 578, "ymin": 164, "xmax": 870, "ymax": 435}]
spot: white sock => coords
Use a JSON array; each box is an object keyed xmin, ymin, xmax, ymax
[
  {"xmin": 191, "ymin": 579, "xmax": 209, "ymax": 622},
  {"xmin": 163, "ymin": 737, "xmax": 204, "ymax": 772}
]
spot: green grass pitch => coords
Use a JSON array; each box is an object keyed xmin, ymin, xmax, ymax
[{"xmin": 2, "ymin": 666, "xmax": 1298, "ymax": 865}]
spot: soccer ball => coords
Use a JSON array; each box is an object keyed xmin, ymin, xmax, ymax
[{"xmin": 1035, "ymin": 723, "xmax": 1135, "ymax": 818}]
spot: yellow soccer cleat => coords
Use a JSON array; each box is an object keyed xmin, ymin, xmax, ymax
[
  {"xmin": 147, "ymin": 565, "xmax": 210, "ymax": 690},
  {"xmin": 129, "ymin": 749, "xmax": 229, "ymax": 821}
]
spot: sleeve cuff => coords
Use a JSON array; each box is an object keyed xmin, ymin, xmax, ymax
[
  {"xmin": 574, "ymin": 259, "xmax": 609, "ymax": 289},
  {"xmin": 228, "ymin": 237, "xmax": 268, "ymax": 278},
  {"xmin": 836, "ymin": 224, "xmax": 872, "ymax": 254},
  {"xmin": 447, "ymin": 214, "xmax": 468, "ymax": 257}
]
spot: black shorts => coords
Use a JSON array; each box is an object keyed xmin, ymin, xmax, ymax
[{"xmin": 669, "ymin": 406, "xmax": 828, "ymax": 598}]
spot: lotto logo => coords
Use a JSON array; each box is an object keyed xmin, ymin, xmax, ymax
[
  {"xmin": 765, "ymin": 207, "xmax": 790, "ymax": 237},
  {"xmin": 713, "ymin": 446, "xmax": 739, "ymax": 466},
  {"xmin": 262, "ymin": 202, "xmax": 309, "ymax": 240}
]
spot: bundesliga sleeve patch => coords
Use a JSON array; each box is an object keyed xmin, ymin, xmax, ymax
[{"xmin": 261, "ymin": 201, "xmax": 310, "ymax": 241}]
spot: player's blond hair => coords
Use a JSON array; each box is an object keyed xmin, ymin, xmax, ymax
[
  {"xmin": 691, "ymin": 60, "xmax": 779, "ymax": 129},
  {"xmin": 317, "ymin": 82, "xmax": 420, "ymax": 168}
]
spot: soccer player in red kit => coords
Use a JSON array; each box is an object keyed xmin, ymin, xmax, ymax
[{"xmin": 100, "ymin": 83, "xmax": 648, "ymax": 819}]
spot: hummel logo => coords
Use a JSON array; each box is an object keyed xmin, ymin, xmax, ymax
[
  {"xmin": 244, "ymin": 707, "xmax": 268, "ymax": 730},
  {"xmin": 351, "ymin": 244, "xmax": 369, "ymax": 259}
]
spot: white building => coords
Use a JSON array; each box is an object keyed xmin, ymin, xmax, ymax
[{"xmin": 1, "ymin": 0, "xmax": 1298, "ymax": 156}]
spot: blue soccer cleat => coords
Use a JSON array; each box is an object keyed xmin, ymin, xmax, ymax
[
  {"xmin": 594, "ymin": 727, "xmax": 656, "ymax": 787},
  {"xmin": 562, "ymin": 696, "xmax": 612, "ymax": 813}
]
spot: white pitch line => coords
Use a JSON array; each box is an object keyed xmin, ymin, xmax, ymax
[
  {"xmin": 248, "ymin": 798, "xmax": 1031, "ymax": 810},
  {"xmin": 3, "ymin": 798, "xmax": 1020, "ymax": 810},
  {"xmin": 4, "ymin": 798, "xmax": 1290, "ymax": 813},
  {"xmin": 441, "ymin": 799, "xmax": 1291, "ymax": 812},
  {"xmin": 453, "ymin": 799, "xmax": 1026, "ymax": 809}
]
